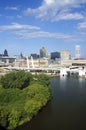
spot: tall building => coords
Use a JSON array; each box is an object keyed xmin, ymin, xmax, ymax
[
  {"xmin": 0, "ymin": 49, "xmax": 8, "ymax": 57},
  {"xmin": 4, "ymin": 49, "xmax": 8, "ymax": 56},
  {"xmin": 51, "ymin": 52, "xmax": 60, "ymax": 60},
  {"xmin": 30, "ymin": 53, "xmax": 39, "ymax": 59},
  {"xmin": 75, "ymin": 45, "xmax": 80, "ymax": 59},
  {"xmin": 40, "ymin": 47, "xmax": 46, "ymax": 58},
  {"xmin": 61, "ymin": 50, "xmax": 70, "ymax": 60}
]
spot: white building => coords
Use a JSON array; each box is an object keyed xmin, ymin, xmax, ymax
[
  {"xmin": 61, "ymin": 50, "xmax": 70, "ymax": 60},
  {"xmin": 75, "ymin": 45, "xmax": 80, "ymax": 59},
  {"xmin": 79, "ymin": 70, "xmax": 86, "ymax": 77},
  {"xmin": 60, "ymin": 68, "xmax": 68, "ymax": 76}
]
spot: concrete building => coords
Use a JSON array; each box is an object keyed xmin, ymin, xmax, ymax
[
  {"xmin": 14, "ymin": 58, "xmax": 48, "ymax": 68},
  {"xmin": 0, "ymin": 56, "xmax": 16, "ymax": 66},
  {"xmin": 0, "ymin": 49, "xmax": 8, "ymax": 57},
  {"xmin": 61, "ymin": 50, "xmax": 70, "ymax": 60},
  {"xmin": 79, "ymin": 69, "xmax": 86, "ymax": 77},
  {"xmin": 40, "ymin": 47, "xmax": 46, "ymax": 58},
  {"xmin": 61, "ymin": 59, "xmax": 86, "ymax": 67},
  {"xmin": 75, "ymin": 45, "xmax": 80, "ymax": 59}
]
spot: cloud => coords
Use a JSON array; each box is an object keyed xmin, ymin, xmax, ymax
[
  {"xmin": 14, "ymin": 30, "xmax": 71, "ymax": 39},
  {"xmin": 0, "ymin": 23, "xmax": 71, "ymax": 40},
  {"xmin": 5, "ymin": 6, "xmax": 19, "ymax": 10},
  {"xmin": 44, "ymin": 0, "xmax": 55, "ymax": 5},
  {"xmin": 17, "ymin": 15, "xmax": 22, "ymax": 18},
  {"xmin": 0, "ymin": 23, "xmax": 40, "ymax": 31},
  {"xmin": 1, "ymin": 22, "xmax": 86, "ymax": 43},
  {"xmin": 57, "ymin": 12, "xmax": 84, "ymax": 21},
  {"xmin": 24, "ymin": 0, "xmax": 86, "ymax": 21},
  {"xmin": 77, "ymin": 21, "xmax": 86, "ymax": 29}
]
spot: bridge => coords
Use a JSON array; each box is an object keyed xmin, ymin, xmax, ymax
[
  {"xmin": 2, "ymin": 66, "xmax": 60, "ymax": 74},
  {"xmin": 1, "ymin": 65, "xmax": 86, "ymax": 77}
]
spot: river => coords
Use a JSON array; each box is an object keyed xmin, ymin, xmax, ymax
[{"xmin": 15, "ymin": 77, "xmax": 86, "ymax": 130}]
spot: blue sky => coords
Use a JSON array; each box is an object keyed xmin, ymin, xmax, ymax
[{"xmin": 0, "ymin": 0, "xmax": 86, "ymax": 58}]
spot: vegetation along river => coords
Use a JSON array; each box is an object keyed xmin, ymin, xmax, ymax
[{"xmin": 15, "ymin": 77, "xmax": 86, "ymax": 130}]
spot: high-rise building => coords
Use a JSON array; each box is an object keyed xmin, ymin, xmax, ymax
[
  {"xmin": 61, "ymin": 50, "xmax": 70, "ymax": 60},
  {"xmin": 51, "ymin": 52, "xmax": 60, "ymax": 60},
  {"xmin": 75, "ymin": 45, "xmax": 80, "ymax": 59},
  {"xmin": 40, "ymin": 47, "xmax": 46, "ymax": 58},
  {"xmin": 30, "ymin": 53, "xmax": 39, "ymax": 59},
  {"xmin": 4, "ymin": 49, "xmax": 8, "ymax": 56}
]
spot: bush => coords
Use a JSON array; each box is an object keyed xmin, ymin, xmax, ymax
[
  {"xmin": 0, "ymin": 70, "xmax": 32, "ymax": 89},
  {"xmin": 8, "ymin": 109, "xmax": 21, "ymax": 130},
  {"xmin": 0, "ymin": 72, "xmax": 51, "ymax": 130},
  {"xmin": 24, "ymin": 99, "xmax": 41, "ymax": 118},
  {"xmin": 33, "ymin": 73, "xmax": 50, "ymax": 86},
  {"xmin": 0, "ymin": 106, "xmax": 9, "ymax": 127}
]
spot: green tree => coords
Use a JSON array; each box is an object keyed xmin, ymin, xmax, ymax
[
  {"xmin": 0, "ymin": 70, "xmax": 32, "ymax": 89},
  {"xmin": 0, "ymin": 72, "xmax": 51, "ymax": 129},
  {"xmin": 0, "ymin": 106, "xmax": 9, "ymax": 127},
  {"xmin": 24, "ymin": 99, "xmax": 41, "ymax": 118},
  {"xmin": 37, "ymin": 73, "xmax": 50, "ymax": 86},
  {"xmin": 8, "ymin": 109, "xmax": 21, "ymax": 130}
]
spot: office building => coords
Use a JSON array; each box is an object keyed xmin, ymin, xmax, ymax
[
  {"xmin": 75, "ymin": 45, "xmax": 80, "ymax": 59},
  {"xmin": 51, "ymin": 52, "xmax": 60, "ymax": 60},
  {"xmin": 61, "ymin": 50, "xmax": 70, "ymax": 60},
  {"xmin": 30, "ymin": 53, "xmax": 39, "ymax": 59},
  {"xmin": 40, "ymin": 47, "xmax": 46, "ymax": 58}
]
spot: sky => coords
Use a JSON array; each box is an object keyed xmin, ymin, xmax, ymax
[{"xmin": 0, "ymin": 0, "xmax": 86, "ymax": 58}]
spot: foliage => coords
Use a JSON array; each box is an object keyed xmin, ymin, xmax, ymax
[
  {"xmin": 27, "ymin": 83, "xmax": 51, "ymax": 100},
  {"xmin": 32, "ymin": 73, "xmax": 50, "ymax": 86},
  {"xmin": 0, "ymin": 70, "xmax": 32, "ymax": 89},
  {"xmin": 0, "ymin": 106, "xmax": 9, "ymax": 127},
  {"xmin": 8, "ymin": 109, "xmax": 21, "ymax": 130},
  {"xmin": 24, "ymin": 99, "xmax": 41, "ymax": 118},
  {"xmin": 0, "ymin": 72, "xmax": 51, "ymax": 129}
]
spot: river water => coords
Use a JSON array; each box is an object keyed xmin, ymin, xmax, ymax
[{"xmin": 15, "ymin": 77, "xmax": 86, "ymax": 130}]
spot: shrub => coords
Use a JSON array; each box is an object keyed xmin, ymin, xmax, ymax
[
  {"xmin": 8, "ymin": 109, "xmax": 21, "ymax": 129},
  {"xmin": 0, "ymin": 70, "xmax": 32, "ymax": 89},
  {"xmin": 33, "ymin": 73, "xmax": 50, "ymax": 86}
]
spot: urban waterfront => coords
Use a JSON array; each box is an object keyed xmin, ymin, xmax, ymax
[
  {"xmin": 15, "ymin": 77, "xmax": 86, "ymax": 130},
  {"xmin": 1, "ymin": 1, "xmax": 86, "ymax": 130}
]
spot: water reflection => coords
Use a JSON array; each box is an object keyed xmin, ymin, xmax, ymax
[
  {"xmin": 60, "ymin": 76, "xmax": 67, "ymax": 89},
  {"xmin": 78, "ymin": 77, "xmax": 86, "ymax": 88}
]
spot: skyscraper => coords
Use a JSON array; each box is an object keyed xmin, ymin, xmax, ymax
[
  {"xmin": 51, "ymin": 52, "xmax": 60, "ymax": 60},
  {"xmin": 4, "ymin": 49, "xmax": 8, "ymax": 56},
  {"xmin": 40, "ymin": 47, "xmax": 46, "ymax": 58},
  {"xmin": 61, "ymin": 50, "xmax": 70, "ymax": 60},
  {"xmin": 75, "ymin": 45, "xmax": 80, "ymax": 59}
]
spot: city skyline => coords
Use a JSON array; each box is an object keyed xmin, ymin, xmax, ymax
[{"xmin": 0, "ymin": 0, "xmax": 86, "ymax": 58}]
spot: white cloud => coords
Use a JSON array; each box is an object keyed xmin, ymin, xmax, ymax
[
  {"xmin": 0, "ymin": 23, "xmax": 71, "ymax": 40},
  {"xmin": 5, "ymin": 6, "xmax": 19, "ymax": 10},
  {"xmin": 1, "ymin": 22, "xmax": 86, "ymax": 43},
  {"xmin": 17, "ymin": 15, "xmax": 22, "ymax": 18},
  {"xmin": 57, "ymin": 13, "xmax": 84, "ymax": 21},
  {"xmin": 77, "ymin": 21, "xmax": 86, "ymax": 29},
  {"xmin": 24, "ymin": 0, "xmax": 86, "ymax": 21},
  {"xmin": 15, "ymin": 30, "xmax": 71, "ymax": 39},
  {"xmin": 44, "ymin": 0, "xmax": 55, "ymax": 5},
  {"xmin": 0, "ymin": 23, "xmax": 40, "ymax": 31}
]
